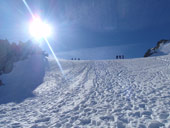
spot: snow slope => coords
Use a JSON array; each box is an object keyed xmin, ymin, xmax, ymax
[{"xmin": 0, "ymin": 55, "xmax": 170, "ymax": 127}]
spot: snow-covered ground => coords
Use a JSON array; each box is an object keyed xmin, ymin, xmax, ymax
[{"xmin": 0, "ymin": 54, "xmax": 170, "ymax": 128}]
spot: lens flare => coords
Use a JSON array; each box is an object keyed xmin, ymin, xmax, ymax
[
  {"xmin": 29, "ymin": 16, "xmax": 52, "ymax": 39},
  {"xmin": 23, "ymin": 0, "xmax": 64, "ymax": 75}
]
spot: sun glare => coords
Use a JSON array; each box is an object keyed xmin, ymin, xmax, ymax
[{"xmin": 29, "ymin": 16, "xmax": 52, "ymax": 39}]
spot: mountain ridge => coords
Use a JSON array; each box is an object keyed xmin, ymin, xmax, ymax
[{"xmin": 144, "ymin": 39, "xmax": 170, "ymax": 57}]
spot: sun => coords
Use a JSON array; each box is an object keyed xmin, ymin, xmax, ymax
[{"xmin": 29, "ymin": 16, "xmax": 52, "ymax": 39}]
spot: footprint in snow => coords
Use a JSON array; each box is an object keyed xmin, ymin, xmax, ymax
[
  {"xmin": 159, "ymin": 112, "xmax": 169, "ymax": 120},
  {"xmin": 34, "ymin": 117, "xmax": 50, "ymax": 123},
  {"xmin": 148, "ymin": 121, "xmax": 164, "ymax": 128},
  {"xmin": 79, "ymin": 118, "xmax": 91, "ymax": 125}
]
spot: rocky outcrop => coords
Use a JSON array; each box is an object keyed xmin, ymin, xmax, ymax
[{"xmin": 144, "ymin": 39, "xmax": 170, "ymax": 57}]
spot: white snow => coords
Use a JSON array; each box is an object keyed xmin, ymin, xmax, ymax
[{"xmin": 0, "ymin": 54, "xmax": 170, "ymax": 128}]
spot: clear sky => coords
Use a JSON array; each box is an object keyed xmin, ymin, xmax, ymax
[{"xmin": 0, "ymin": 0, "xmax": 170, "ymax": 58}]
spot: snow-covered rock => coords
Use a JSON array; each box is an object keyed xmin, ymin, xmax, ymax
[
  {"xmin": 0, "ymin": 55, "xmax": 47, "ymax": 104},
  {"xmin": 144, "ymin": 39, "xmax": 170, "ymax": 57}
]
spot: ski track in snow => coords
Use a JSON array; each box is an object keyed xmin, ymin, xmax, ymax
[{"xmin": 0, "ymin": 56, "xmax": 170, "ymax": 128}]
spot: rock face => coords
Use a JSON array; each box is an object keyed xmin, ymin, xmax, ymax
[{"xmin": 144, "ymin": 39, "xmax": 170, "ymax": 57}]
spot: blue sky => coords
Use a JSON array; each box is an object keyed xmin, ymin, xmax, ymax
[{"xmin": 0, "ymin": 0, "xmax": 170, "ymax": 58}]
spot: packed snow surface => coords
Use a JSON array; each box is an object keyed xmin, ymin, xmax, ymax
[{"xmin": 0, "ymin": 55, "xmax": 170, "ymax": 128}]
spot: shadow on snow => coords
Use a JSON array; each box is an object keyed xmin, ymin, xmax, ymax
[{"xmin": 0, "ymin": 55, "xmax": 48, "ymax": 104}]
